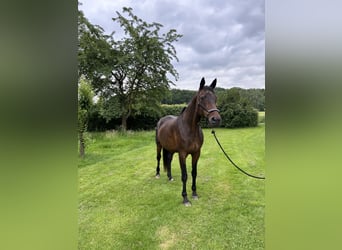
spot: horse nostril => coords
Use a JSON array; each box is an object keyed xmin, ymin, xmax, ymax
[{"xmin": 211, "ymin": 116, "xmax": 221, "ymax": 124}]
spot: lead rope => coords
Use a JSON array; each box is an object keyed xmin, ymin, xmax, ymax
[{"xmin": 211, "ymin": 130, "xmax": 265, "ymax": 180}]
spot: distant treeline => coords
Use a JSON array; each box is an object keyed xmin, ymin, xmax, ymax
[
  {"xmin": 87, "ymin": 87, "xmax": 265, "ymax": 131},
  {"xmin": 163, "ymin": 87, "xmax": 265, "ymax": 111}
]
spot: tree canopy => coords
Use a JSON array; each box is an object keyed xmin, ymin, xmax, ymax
[{"xmin": 78, "ymin": 7, "xmax": 182, "ymax": 130}]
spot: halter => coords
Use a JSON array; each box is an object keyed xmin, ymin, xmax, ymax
[{"xmin": 198, "ymin": 102, "xmax": 220, "ymax": 117}]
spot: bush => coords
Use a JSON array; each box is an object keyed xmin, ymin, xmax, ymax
[{"xmin": 220, "ymin": 103, "xmax": 258, "ymax": 128}]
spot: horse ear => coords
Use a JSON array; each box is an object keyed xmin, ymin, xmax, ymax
[
  {"xmin": 210, "ymin": 79, "xmax": 217, "ymax": 89},
  {"xmin": 199, "ymin": 77, "xmax": 205, "ymax": 90}
]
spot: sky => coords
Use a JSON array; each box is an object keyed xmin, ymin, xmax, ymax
[{"xmin": 79, "ymin": 0, "xmax": 264, "ymax": 90}]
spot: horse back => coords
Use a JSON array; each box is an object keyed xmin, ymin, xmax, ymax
[{"xmin": 157, "ymin": 115, "xmax": 177, "ymax": 129}]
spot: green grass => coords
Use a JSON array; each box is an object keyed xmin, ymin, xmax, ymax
[
  {"xmin": 79, "ymin": 126, "xmax": 265, "ymax": 249},
  {"xmin": 258, "ymin": 111, "xmax": 265, "ymax": 124}
]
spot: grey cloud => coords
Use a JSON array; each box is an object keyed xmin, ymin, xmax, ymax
[{"xmin": 79, "ymin": 0, "xmax": 264, "ymax": 90}]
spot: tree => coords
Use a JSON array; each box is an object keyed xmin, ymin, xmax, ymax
[
  {"xmin": 239, "ymin": 88, "xmax": 265, "ymax": 111},
  {"xmin": 161, "ymin": 89, "xmax": 196, "ymax": 104},
  {"xmin": 78, "ymin": 7, "xmax": 182, "ymax": 130},
  {"xmin": 217, "ymin": 87, "xmax": 241, "ymax": 107},
  {"xmin": 78, "ymin": 78, "xmax": 94, "ymax": 157}
]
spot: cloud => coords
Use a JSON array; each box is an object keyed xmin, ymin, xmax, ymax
[{"xmin": 79, "ymin": 0, "xmax": 264, "ymax": 90}]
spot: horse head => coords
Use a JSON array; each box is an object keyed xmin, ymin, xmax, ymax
[{"xmin": 197, "ymin": 77, "xmax": 221, "ymax": 127}]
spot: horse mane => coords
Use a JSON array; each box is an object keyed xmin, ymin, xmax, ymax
[{"xmin": 180, "ymin": 107, "xmax": 186, "ymax": 114}]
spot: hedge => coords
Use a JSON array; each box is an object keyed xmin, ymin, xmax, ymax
[{"xmin": 87, "ymin": 103, "xmax": 258, "ymax": 131}]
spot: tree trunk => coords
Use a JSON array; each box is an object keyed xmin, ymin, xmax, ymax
[
  {"xmin": 121, "ymin": 106, "xmax": 131, "ymax": 131},
  {"xmin": 121, "ymin": 115, "xmax": 128, "ymax": 131},
  {"xmin": 79, "ymin": 132, "xmax": 85, "ymax": 158}
]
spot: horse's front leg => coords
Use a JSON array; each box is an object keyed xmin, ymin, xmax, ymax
[
  {"xmin": 179, "ymin": 152, "xmax": 191, "ymax": 206},
  {"xmin": 191, "ymin": 151, "xmax": 200, "ymax": 200}
]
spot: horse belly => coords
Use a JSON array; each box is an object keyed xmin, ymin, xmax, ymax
[{"xmin": 157, "ymin": 117, "xmax": 180, "ymax": 153}]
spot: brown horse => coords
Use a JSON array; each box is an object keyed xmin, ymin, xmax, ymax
[{"xmin": 155, "ymin": 77, "xmax": 221, "ymax": 206}]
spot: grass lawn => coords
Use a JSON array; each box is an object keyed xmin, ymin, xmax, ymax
[
  {"xmin": 79, "ymin": 126, "xmax": 265, "ymax": 249},
  {"xmin": 258, "ymin": 111, "xmax": 265, "ymax": 124}
]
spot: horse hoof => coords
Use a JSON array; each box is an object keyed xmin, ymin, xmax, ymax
[
  {"xmin": 169, "ymin": 178, "xmax": 174, "ymax": 181},
  {"xmin": 183, "ymin": 201, "xmax": 192, "ymax": 207},
  {"xmin": 155, "ymin": 174, "xmax": 160, "ymax": 179},
  {"xmin": 192, "ymin": 195, "xmax": 199, "ymax": 200}
]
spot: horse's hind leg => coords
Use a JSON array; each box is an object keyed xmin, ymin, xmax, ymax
[
  {"xmin": 163, "ymin": 148, "xmax": 174, "ymax": 181},
  {"xmin": 155, "ymin": 144, "xmax": 162, "ymax": 178}
]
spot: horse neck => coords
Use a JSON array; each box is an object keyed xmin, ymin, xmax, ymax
[{"xmin": 180, "ymin": 95, "xmax": 201, "ymax": 131}]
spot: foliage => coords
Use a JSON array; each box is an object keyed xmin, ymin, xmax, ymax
[
  {"xmin": 162, "ymin": 88, "xmax": 227, "ymax": 105},
  {"xmin": 218, "ymin": 88, "xmax": 259, "ymax": 128},
  {"xmin": 78, "ymin": 78, "xmax": 94, "ymax": 111},
  {"xmin": 87, "ymin": 102, "xmax": 261, "ymax": 131},
  {"xmin": 78, "ymin": 128, "xmax": 265, "ymax": 249},
  {"xmin": 160, "ymin": 104, "xmax": 186, "ymax": 116},
  {"xmin": 217, "ymin": 87, "xmax": 241, "ymax": 105},
  {"xmin": 162, "ymin": 88, "xmax": 264, "ymax": 111},
  {"xmin": 239, "ymin": 88, "xmax": 265, "ymax": 111},
  {"xmin": 78, "ymin": 78, "xmax": 94, "ymax": 157},
  {"xmin": 161, "ymin": 89, "xmax": 196, "ymax": 104},
  {"xmin": 87, "ymin": 103, "xmax": 186, "ymax": 131},
  {"xmin": 220, "ymin": 103, "xmax": 258, "ymax": 128},
  {"xmin": 78, "ymin": 7, "xmax": 182, "ymax": 130},
  {"xmin": 78, "ymin": 10, "xmax": 113, "ymax": 84}
]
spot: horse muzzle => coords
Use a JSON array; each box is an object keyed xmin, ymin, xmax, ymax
[{"xmin": 208, "ymin": 113, "xmax": 221, "ymax": 127}]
